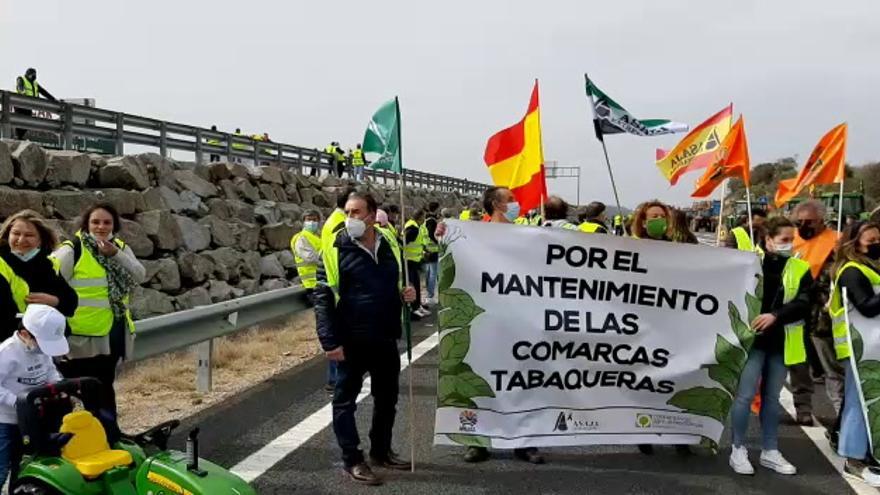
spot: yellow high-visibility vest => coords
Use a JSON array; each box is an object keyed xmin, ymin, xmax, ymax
[
  {"xmin": 321, "ymin": 208, "xmax": 347, "ymax": 252},
  {"xmin": 421, "ymin": 221, "xmax": 438, "ymax": 254},
  {"xmin": 579, "ymin": 222, "xmax": 603, "ymax": 233},
  {"xmin": 0, "ymin": 258, "xmax": 29, "ymax": 314},
  {"xmin": 290, "ymin": 229, "xmax": 322, "ymax": 289},
  {"xmin": 18, "ymin": 77, "xmax": 38, "ymax": 97},
  {"xmin": 404, "ymin": 219, "xmax": 425, "ymax": 262},
  {"xmin": 780, "ymin": 257, "xmax": 811, "ymax": 366},
  {"xmin": 459, "ymin": 210, "xmax": 471, "ymax": 220},
  {"xmin": 829, "ymin": 261, "xmax": 880, "ymax": 359},
  {"xmin": 63, "ymin": 234, "xmax": 134, "ymax": 337},
  {"xmin": 320, "ymin": 227, "xmax": 402, "ymax": 303},
  {"xmin": 351, "ymin": 149, "xmax": 365, "ymax": 167}
]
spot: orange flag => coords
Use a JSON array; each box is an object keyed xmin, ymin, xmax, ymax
[
  {"xmin": 655, "ymin": 104, "xmax": 733, "ymax": 185},
  {"xmin": 484, "ymin": 81, "xmax": 547, "ymax": 212},
  {"xmin": 774, "ymin": 123, "xmax": 847, "ymax": 207},
  {"xmin": 691, "ymin": 116, "xmax": 750, "ymax": 198}
]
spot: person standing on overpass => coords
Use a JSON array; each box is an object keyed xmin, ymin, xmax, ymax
[
  {"xmin": 435, "ymin": 186, "xmax": 544, "ymax": 465},
  {"xmin": 314, "ymin": 191, "xmax": 416, "ymax": 486},
  {"xmin": 350, "ymin": 144, "xmax": 366, "ymax": 182},
  {"xmin": 14, "ymin": 68, "xmax": 56, "ymax": 140}
]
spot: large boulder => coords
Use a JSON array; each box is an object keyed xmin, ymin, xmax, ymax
[
  {"xmin": 236, "ymin": 278, "xmax": 260, "ymax": 296},
  {"xmin": 275, "ymin": 250, "xmax": 296, "ymax": 270},
  {"xmin": 177, "ymin": 252, "xmax": 214, "ymax": 285},
  {"xmin": 173, "ymin": 215, "xmax": 211, "ymax": 252},
  {"xmin": 207, "ymin": 162, "xmax": 232, "ymax": 182},
  {"xmin": 217, "ymin": 179, "xmax": 239, "ymax": 201},
  {"xmin": 178, "ymin": 190, "xmax": 204, "ymax": 215},
  {"xmin": 201, "ymin": 247, "xmax": 242, "ymax": 282},
  {"xmin": 136, "ymin": 153, "xmax": 176, "ymax": 189},
  {"xmin": 228, "ymin": 200, "xmax": 256, "ymax": 223},
  {"xmin": 198, "ymin": 215, "xmax": 236, "ymax": 247},
  {"xmin": 45, "ymin": 150, "xmax": 90, "ymax": 187},
  {"xmin": 225, "ymin": 162, "xmax": 250, "ymax": 179},
  {"xmin": 271, "ymin": 184, "xmax": 288, "ymax": 203},
  {"xmin": 98, "ymin": 156, "xmax": 149, "ymax": 190},
  {"xmin": 258, "ymin": 183, "xmax": 278, "ymax": 202},
  {"xmin": 142, "ymin": 258, "xmax": 181, "ymax": 292},
  {"xmin": 233, "ymin": 177, "xmax": 260, "ymax": 203},
  {"xmin": 0, "ymin": 141, "xmax": 13, "ymax": 184},
  {"xmin": 0, "ymin": 186, "xmax": 45, "ymax": 217},
  {"xmin": 45, "ymin": 219, "xmax": 77, "ymax": 241},
  {"xmin": 240, "ymin": 251, "xmax": 262, "ymax": 280},
  {"xmin": 278, "ymin": 203, "xmax": 304, "ymax": 223},
  {"xmin": 93, "ymin": 189, "xmax": 145, "ymax": 215},
  {"xmin": 172, "ymin": 170, "xmax": 218, "ymax": 198},
  {"xmin": 261, "ymin": 222, "xmax": 297, "ymax": 251},
  {"xmin": 260, "ymin": 254, "xmax": 286, "ymax": 279},
  {"xmin": 260, "ymin": 279, "xmax": 289, "ymax": 292},
  {"xmin": 130, "ymin": 287, "xmax": 175, "ymax": 319},
  {"xmin": 318, "ymin": 173, "xmax": 342, "ymax": 187},
  {"xmin": 176, "ymin": 286, "xmax": 212, "ymax": 310},
  {"xmin": 283, "ymin": 184, "xmax": 302, "ymax": 204},
  {"xmin": 253, "ymin": 201, "xmax": 281, "ymax": 225},
  {"xmin": 119, "ymin": 219, "xmax": 154, "ymax": 258},
  {"xmin": 231, "ymin": 221, "xmax": 260, "ymax": 251},
  {"xmin": 142, "ymin": 186, "xmax": 183, "ymax": 212},
  {"xmin": 252, "ymin": 165, "xmax": 284, "ymax": 185},
  {"xmin": 11, "ymin": 141, "xmax": 48, "ymax": 186},
  {"xmin": 43, "ymin": 190, "xmax": 97, "ymax": 220},
  {"xmin": 135, "ymin": 210, "xmax": 182, "ymax": 251},
  {"xmin": 207, "ymin": 280, "xmax": 235, "ymax": 303}
]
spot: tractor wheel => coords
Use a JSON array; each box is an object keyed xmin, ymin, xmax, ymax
[{"xmin": 12, "ymin": 480, "xmax": 62, "ymax": 495}]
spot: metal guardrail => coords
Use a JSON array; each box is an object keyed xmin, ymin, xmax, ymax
[
  {"xmin": 131, "ymin": 287, "xmax": 310, "ymax": 392},
  {"xmin": 0, "ymin": 90, "xmax": 489, "ymax": 196}
]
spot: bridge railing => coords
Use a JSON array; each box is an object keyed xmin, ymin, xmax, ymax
[{"xmin": 0, "ymin": 90, "xmax": 488, "ymax": 196}]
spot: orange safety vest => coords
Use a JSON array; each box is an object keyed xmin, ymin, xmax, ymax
[{"xmin": 793, "ymin": 228, "xmax": 839, "ymax": 279}]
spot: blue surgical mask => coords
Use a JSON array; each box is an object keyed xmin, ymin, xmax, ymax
[
  {"xmin": 13, "ymin": 247, "xmax": 40, "ymax": 262},
  {"xmin": 504, "ymin": 201, "xmax": 521, "ymax": 222},
  {"xmin": 303, "ymin": 221, "xmax": 319, "ymax": 233}
]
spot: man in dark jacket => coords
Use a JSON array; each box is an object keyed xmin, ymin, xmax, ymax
[{"xmin": 314, "ymin": 190, "xmax": 416, "ymax": 486}]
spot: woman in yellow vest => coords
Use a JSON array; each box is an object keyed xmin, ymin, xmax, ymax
[
  {"xmin": 829, "ymin": 221, "xmax": 880, "ymax": 485},
  {"xmin": 52, "ymin": 203, "xmax": 145, "ymax": 417},
  {"xmin": 0, "ymin": 210, "xmax": 78, "ymax": 341},
  {"xmin": 729, "ymin": 217, "xmax": 812, "ymax": 476}
]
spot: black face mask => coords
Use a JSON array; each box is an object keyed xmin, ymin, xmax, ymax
[
  {"xmin": 797, "ymin": 224, "xmax": 817, "ymax": 240},
  {"xmin": 867, "ymin": 244, "xmax": 880, "ymax": 261}
]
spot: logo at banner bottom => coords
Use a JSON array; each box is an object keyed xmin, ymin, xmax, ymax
[
  {"xmin": 459, "ymin": 410, "xmax": 478, "ymax": 432},
  {"xmin": 553, "ymin": 411, "xmax": 600, "ymax": 432}
]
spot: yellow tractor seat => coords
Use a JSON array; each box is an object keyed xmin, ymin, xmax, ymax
[{"xmin": 59, "ymin": 411, "xmax": 133, "ymax": 478}]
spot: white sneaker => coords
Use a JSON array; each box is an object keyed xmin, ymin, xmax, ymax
[
  {"xmin": 759, "ymin": 450, "xmax": 796, "ymax": 475},
  {"xmin": 844, "ymin": 460, "xmax": 880, "ymax": 487},
  {"xmin": 729, "ymin": 446, "xmax": 754, "ymax": 475},
  {"xmin": 415, "ymin": 308, "xmax": 430, "ymax": 317}
]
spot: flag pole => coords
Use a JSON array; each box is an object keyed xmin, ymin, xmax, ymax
[
  {"xmin": 836, "ymin": 176, "xmax": 845, "ymax": 233},
  {"xmin": 716, "ymin": 179, "xmax": 727, "ymax": 247},
  {"xmin": 393, "ymin": 96, "xmax": 417, "ymax": 473},
  {"xmin": 745, "ymin": 183, "xmax": 754, "ymax": 248},
  {"xmin": 585, "ymin": 73, "xmax": 626, "ymax": 235}
]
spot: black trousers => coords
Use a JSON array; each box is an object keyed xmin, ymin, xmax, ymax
[
  {"xmin": 406, "ymin": 261, "xmax": 422, "ymax": 312},
  {"xmin": 56, "ymin": 354, "xmax": 121, "ymax": 418},
  {"xmin": 332, "ymin": 339, "xmax": 400, "ymax": 467},
  {"xmin": 336, "ymin": 160, "xmax": 345, "ymax": 178},
  {"xmin": 13, "ymin": 108, "xmax": 32, "ymax": 140}
]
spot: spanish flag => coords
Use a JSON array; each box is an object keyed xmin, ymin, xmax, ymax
[
  {"xmin": 484, "ymin": 81, "xmax": 547, "ymax": 212},
  {"xmin": 691, "ymin": 116, "xmax": 750, "ymax": 198},
  {"xmin": 774, "ymin": 123, "xmax": 848, "ymax": 207},
  {"xmin": 656, "ymin": 104, "xmax": 733, "ymax": 185}
]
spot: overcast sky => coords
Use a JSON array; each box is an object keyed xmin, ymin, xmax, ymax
[{"xmin": 2, "ymin": 0, "xmax": 878, "ymax": 208}]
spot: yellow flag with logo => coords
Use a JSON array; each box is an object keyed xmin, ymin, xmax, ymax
[{"xmin": 656, "ymin": 104, "xmax": 733, "ymax": 185}]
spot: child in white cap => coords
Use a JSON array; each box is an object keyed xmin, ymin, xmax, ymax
[{"xmin": 0, "ymin": 304, "xmax": 68, "ymax": 486}]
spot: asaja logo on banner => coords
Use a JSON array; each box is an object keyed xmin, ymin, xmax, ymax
[
  {"xmin": 459, "ymin": 410, "xmax": 478, "ymax": 432},
  {"xmin": 553, "ymin": 412, "xmax": 599, "ymax": 432},
  {"xmin": 635, "ymin": 414, "xmax": 653, "ymax": 428}
]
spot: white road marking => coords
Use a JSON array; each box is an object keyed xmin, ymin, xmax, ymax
[
  {"xmin": 231, "ymin": 332, "xmax": 439, "ymax": 483},
  {"xmin": 779, "ymin": 387, "xmax": 877, "ymax": 494}
]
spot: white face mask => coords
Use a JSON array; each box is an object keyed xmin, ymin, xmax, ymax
[
  {"xmin": 346, "ymin": 218, "xmax": 367, "ymax": 239},
  {"xmin": 773, "ymin": 242, "xmax": 793, "ymax": 256}
]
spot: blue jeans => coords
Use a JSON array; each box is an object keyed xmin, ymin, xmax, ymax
[
  {"xmin": 839, "ymin": 359, "xmax": 870, "ymax": 459},
  {"xmin": 353, "ymin": 166, "xmax": 364, "ymax": 182},
  {"xmin": 425, "ymin": 260, "xmax": 438, "ymax": 298},
  {"xmin": 0, "ymin": 423, "xmax": 22, "ymax": 487},
  {"xmin": 731, "ymin": 348, "xmax": 787, "ymax": 450},
  {"xmin": 327, "ymin": 359, "xmax": 338, "ymax": 386}
]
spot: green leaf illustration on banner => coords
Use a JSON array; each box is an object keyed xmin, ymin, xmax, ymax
[
  {"xmin": 746, "ymin": 275, "xmax": 763, "ymax": 322},
  {"xmin": 438, "ymin": 252, "xmax": 456, "ymax": 292},
  {"xmin": 669, "ymin": 295, "xmax": 757, "ymax": 422},
  {"xmin": 666, "ymin": 387, "xmax": 732, "ymax": 423},
  {"xmin": 439, "ymin": 327, "xmax": 471, "ymax": 371},
  {"xmin": 862, "ymin": 379, "xmax": 880, "ymax": 402},
  {"xmin": 869, "ymin": 404, "xmax": 880, "ymax": 460},
  {"xmin": 852, "ymin": 326, "xmax": 864, "ymax": 363},
  {"xmin": 438, "ymin": 362, "xmax": 495, "ymax": 407},
  {"xmin": 439, "ymin": 288, "xmax": 485, "ymax": 330},
  {"xmin": 446, "ymin": 433, "xmax": 492, "ymax": 448},
  {"xmin": 728, "ymin": 302, "xmax": 754, "ymax": 351}
]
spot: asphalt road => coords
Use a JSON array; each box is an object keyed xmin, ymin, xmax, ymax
[{"xmin": 165, "ymin": 301, "xmax": 870, "ymax": 495}]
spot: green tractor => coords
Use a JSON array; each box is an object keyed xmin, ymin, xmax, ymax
[
  {"xmin": 783, "ymin": 192, "xmax": 867, "ymax": 226},
  {"xmin": 12, "ymin": 378, "xmax": 256, "ymax": 495}
]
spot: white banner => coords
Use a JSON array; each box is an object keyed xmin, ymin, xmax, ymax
[
  {"xmin": 433, "ymin": 221, "xmax": 761, "ymax": 449},
  {"xmin": 844, "ymin": 288, "xmax": 880, "ymax": 460}
]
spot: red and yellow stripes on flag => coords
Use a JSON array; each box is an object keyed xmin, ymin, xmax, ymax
[
  {"xmin": 774, "ymin": 123, "xmax": 848, "ymax": 207},
  {"xmin": 484, "ymin": 81, "xmax": 547, "ymax": 212},
  {"xmin": 656, "ymin": 104, "xmax": 733, "ymax": 185},
  {"xmin": 691, "ymin": 116, "xmax": 751, "ymax": 198}
]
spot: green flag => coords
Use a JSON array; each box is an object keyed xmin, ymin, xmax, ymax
[
  {"xmin": 585, "ymin": 75, "xmax": 688, "ymax": 140},
  {"xmin": 363, "ymin": 97, "xmax": 402, "ymax": 173}
]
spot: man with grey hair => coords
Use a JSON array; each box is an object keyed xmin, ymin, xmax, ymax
[
  {"xmin": 541, "ymin": 195, "xmax": 578, "ymax": 230},
  {"xmin": 789, "ymin": 199, "xmax": 843, "ymax": 434}
]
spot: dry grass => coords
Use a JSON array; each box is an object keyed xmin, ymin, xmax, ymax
[{"xmin": 116, "ymin": 311, "xmax": 321, "ymax": 432}]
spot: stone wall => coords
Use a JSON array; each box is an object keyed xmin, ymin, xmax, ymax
[{"xmin": 0, "ymin": 140, "xmax": 474, "ymax": 319}]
